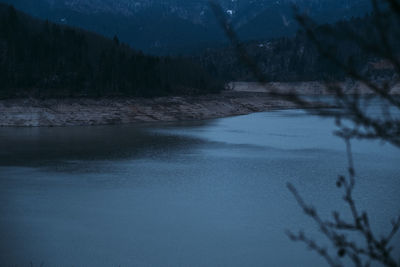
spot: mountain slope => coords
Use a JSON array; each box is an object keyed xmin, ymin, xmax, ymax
[
  {"xmin": 0, "ymin": 0, "xmax": 372, "ymax": 54},
  {"xmin": 198, "ymin": 13, "xmax": 399, "ymax": 82},
  {"xmin": 0, "ymin": 3, "xmax": 222, "ymax": 98}
]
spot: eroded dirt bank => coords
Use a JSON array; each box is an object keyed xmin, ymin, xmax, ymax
[
  {"xmin": 5, "ymin": 80, "xmax": 396, "ymax": 127},
  {"xmin": 229, "ymin": 81, "xmax": 400, "ymax": 94},
  {"xmin": 0, "ymin": 92, "xmax": 297, "ymax": 127}
]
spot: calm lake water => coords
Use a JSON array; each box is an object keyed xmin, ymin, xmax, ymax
[{"xmin": 0, "ymin": 109, "xmax": 399, "ymax": 266}]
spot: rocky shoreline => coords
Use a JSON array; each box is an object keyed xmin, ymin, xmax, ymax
[
  {"xmin": 0, "ymin": 92, "xmax": 297, "ymax": 127},
  {"xmin": 4, "ymin": 79, "xmax": 398, "ymax": 127}
]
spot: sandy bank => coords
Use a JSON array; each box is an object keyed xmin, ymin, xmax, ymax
[{"xmin": 0, "ymin": 92, "xmax": 297, "ymax": 127}]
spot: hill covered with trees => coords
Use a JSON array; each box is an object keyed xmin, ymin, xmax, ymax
[
  {"xmin": 0, "ymin": 0, "xmax": 371, "ymax": 54},
  {"xmin": 0, "ymin": 4, "xmax": 223, "ymax": 98},
  {"xmin": 198, "ymin": 13, "xmax": 400, "ymax": 82}
]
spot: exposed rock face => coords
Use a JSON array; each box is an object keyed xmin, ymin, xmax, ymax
[{"xmin": 0, "ymin": 92, "xmax": 296, "ymax": 127}]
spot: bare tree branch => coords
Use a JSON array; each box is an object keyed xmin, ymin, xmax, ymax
[{"xmin": 210, "ymin": 0, "xmax": 400, "ymax": 265}]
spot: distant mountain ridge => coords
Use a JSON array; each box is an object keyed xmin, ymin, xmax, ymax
[{"xmin": 0, "ymin": 0, "xmax": 371, "ymax": 54}]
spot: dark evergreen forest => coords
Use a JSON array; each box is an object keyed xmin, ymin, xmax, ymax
[
  {"xmin": 198, "ymin": 14, "xmax": 400, "ymax": 82},
  {"xmin": 1, "ymin": 3, "xmax": 398, "ymax": 99},
  {"xmin": 0, "ymin": 4, "xmax": 223, "ymax": 98}
]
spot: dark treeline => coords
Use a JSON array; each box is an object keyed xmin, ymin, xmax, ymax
[
  {"xmin": 198, "ymin": 13, "xmax": 400, "ymax": 82},
  {"xmin": 0, "ymin": 4, "xmax": 223, "ymax": 98}
]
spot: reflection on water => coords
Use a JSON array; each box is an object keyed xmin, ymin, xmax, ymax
[
  {"xmin": 0, "ymin": 110, "xmax": 399, "ymax": 266},
  {"xmin": 0, "ymin": 122, "xmax": 210, "ymax": 167}
]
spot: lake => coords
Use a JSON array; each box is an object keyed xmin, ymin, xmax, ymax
[{"xmin": 0, "ymin": 109, "xmax": 399, "ymax": 266}]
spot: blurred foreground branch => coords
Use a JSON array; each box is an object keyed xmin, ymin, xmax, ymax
[{"xmin": 210, "ymin": 0, "xmax": 400, "ymax": 265}]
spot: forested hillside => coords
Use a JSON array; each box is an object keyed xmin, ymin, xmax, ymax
[
  {"xmin": 198, "ymin": 14, "xmax": 400, "ymax": 82},
  {"xmin": 0, "ymin": 4, "xmax": 222, "ymax": 98},
  {"xmin": 0, "ymin": 0, "xmax": 371, "ymax": 54}
]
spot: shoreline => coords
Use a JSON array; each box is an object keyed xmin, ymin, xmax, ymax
[
  {"xmin": 3, "ymin": 78, "xmax": 398, "ymax": 128},
  {"xmin": 0, "ymin": 92, "xmax": 298, "ymax": 127}
]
